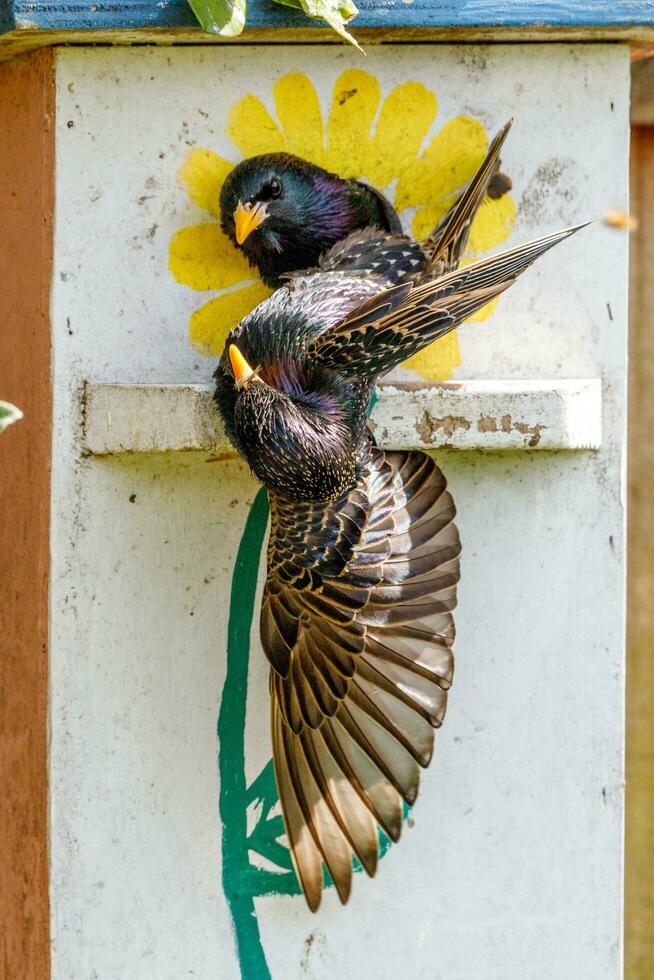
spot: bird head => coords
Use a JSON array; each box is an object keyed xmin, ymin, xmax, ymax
[
  {"xmin": 214, "ymin": 340, "xmax": 360, "ymax": 503},
  {"xmin": 219, "ymin": 153, "xmax": 354, "ymax": 287}
]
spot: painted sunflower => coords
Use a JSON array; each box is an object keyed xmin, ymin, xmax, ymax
[{"xmin": 169, "ymin": 69, "xmax": 515, "ymax": 381}]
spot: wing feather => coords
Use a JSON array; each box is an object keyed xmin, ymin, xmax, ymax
[
  {"xmin": 322, "ymin": 717, "xmax": 403, "ymax": 841},
  {"xmin": 299, "ymin": 728, "xmax": 379, "ymax": 877},
  {"xmin": 279, "ymin": 718, "xmax": 353, "ymax": 905},
  {"xmin": 262, "ymin": 448, "xmax": 459, "ymax": 909},
  {"xmin": 272, "ymin": 703, "xmax": 324, "ymax": 911},
  {"xmin": 309, "ymin": 223, "xmax": 588, "ymax": 378}
]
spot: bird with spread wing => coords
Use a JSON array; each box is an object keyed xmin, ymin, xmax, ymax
[{"xmin": 213, "ymin": 192, "xmax": 585, "ymax": 908}]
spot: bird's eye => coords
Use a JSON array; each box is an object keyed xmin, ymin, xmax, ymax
[{"xmin": 269, "ymin": 177, "xmax": 282, "ymax": 199}]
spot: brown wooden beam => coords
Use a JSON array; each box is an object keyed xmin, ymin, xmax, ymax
[
  {"xmin": 626, "ymin": 124, "xmax": 654, "ymax": 978},
  {"xmin": 0, "ymin": 47, "xmax": 54, "ymax": 980},
  {"xmin": 631, "ymin": 57, "xmax": 654, "ymax": 125}
]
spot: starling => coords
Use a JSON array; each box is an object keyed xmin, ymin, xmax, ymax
[
  {"xmin": 219, "ymin": 123, "xmax": 512, "ymax": 288},
  {"xmin": 214, "ymin": 220, "xmax": 586, "ymax": 910}
]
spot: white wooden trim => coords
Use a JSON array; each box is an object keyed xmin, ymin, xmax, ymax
[{"xmin": 83, "ymin": 378, "xmax": 602, "ymax": 455}]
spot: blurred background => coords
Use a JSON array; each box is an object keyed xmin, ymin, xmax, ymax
[{"xmin": 627, "ymin": 46, "xmax": 654, "ymax": 980}]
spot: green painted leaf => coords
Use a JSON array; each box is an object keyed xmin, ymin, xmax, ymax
[
  {"xmin": 187, "ymin": 0, "xmax": 247, "ymax": 36},
  {"xmin": 0, "ymin": 401, "xmax": 22, "ymax": 435}
]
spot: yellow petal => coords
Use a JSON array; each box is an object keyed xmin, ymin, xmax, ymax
[
  {"xmin": 366, "ymin": 82, "xmax": 437, "ymax": 189},
  {"xmin": 227, "ymin": 94, "xmax": 284, "ymax": 159},
  {"xmin": 403, "ymin": 330, "xmax": 462, "ymax": 381},
  {"xmin": 411, "ymin": 189, "xmax": 516, "ymax": 252},
  {"xmin": 466, "ymin": 194, "xmax": 517, "ymax": 254},
  {"xmin": 326, "ymin": 69, "xmax": 380, "ymax": 179},
  {"xmin": 189, "ymin": 282, "xmax": 273, "ymax": 356},
  {"xmin": 168, "ymin": 223, "xmax": 253, "ymax": 291},
  {"xmin": 396, "ymin": 115, "xmax": 487, "ymax": 214},
  {"xmin": 410, "ymin": 194, "xmax": 458, "ymax": 242},
  {"xmin": 274, "ymin": 73, "xmax": 325, "ymax": 167},
  {"xmin": 178, "ymin": 148, "xmax": 234, "ymax": 217}
]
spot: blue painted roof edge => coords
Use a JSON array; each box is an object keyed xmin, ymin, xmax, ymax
[{"xmin": 1, "ymin": 0, "xmax": 654, "ymax": 35}]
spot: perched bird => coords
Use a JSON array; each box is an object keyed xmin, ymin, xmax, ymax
[
  {"xmin": 219, "ymin": 125, "xmax": 512, "ymax": 287},
  {"xmin": 214, "ymin": 219, "xmax": 585, "ymax": 910},
  {"xmin": 219, "ymin": 153, "xmax": 401, "ymax": 287}
]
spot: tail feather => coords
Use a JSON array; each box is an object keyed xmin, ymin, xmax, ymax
[{"xmin": 425, "ymin": 119, "xmax": 513, "ymax": 273}]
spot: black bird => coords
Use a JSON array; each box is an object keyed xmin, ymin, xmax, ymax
[
  {"xmin": 214, "ymin": 219, "xmax": 586, "ymax": 910},
  {"xmin": 219, "ymin": 124, "xmax": 512, "ymax": 288}
]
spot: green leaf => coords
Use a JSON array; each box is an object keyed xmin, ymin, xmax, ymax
[
  {"xmin": 0, "ymin": 401, "xmax": 22, "ymax": 435},
  {"xmin": 187, "ymin": 0, "xmax": 247, "ymax": 37},
  {"xmin": 293, "ymin": 0, "xmax": 362, "ymax": 50}
]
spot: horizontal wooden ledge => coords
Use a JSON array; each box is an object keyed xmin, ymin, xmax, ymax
[{"xmin": 82, "ymin": 379, "xmax": 602, "ymax": 456}]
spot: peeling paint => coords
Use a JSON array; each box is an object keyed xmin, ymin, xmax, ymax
[
  {"xmin": 477, "ymin": 413, "xmax": 545, "ymax": 446},
  {"xmin": 84, "ymin": 381, "xmax": 602, "ymax": 454},
  {"xmin": 477, "ymin": 414, "xmax": 498, "ymax": 433},
  {"xmin": 416, "ymin": 410, "xmax": 472, "ymax": 443},
  {"xmin": 514, "ymin": 420, "xmax": 545, "ymax": 447}
]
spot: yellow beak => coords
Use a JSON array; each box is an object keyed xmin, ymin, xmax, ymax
[
  {"xmin": 229, "ymin": 344, "xmax": 255, "ymax": 385},
  {"xmin": 234, "ymin": 200, "xmax": 268, "ymax": 245}
]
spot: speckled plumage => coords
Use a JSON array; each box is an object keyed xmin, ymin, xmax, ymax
[
  {"xmin": 215, "ymin": 221, "xmax": 585, "ymax": 502},
  {"xmin": 213, "ymin": 218, "xmax": 585, "ymax": 909},
  {"xmin": 213, "ymin": 128, "xmax": 586, "ymax": 909}
]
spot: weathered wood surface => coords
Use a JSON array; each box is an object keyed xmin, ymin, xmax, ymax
[
  {"xmin": 82, "ymin": 379, "xmax": 603, "ymax": 455},
  {"xmin": 632, "ymin": 56, "xmax": 654, "ymax": 125},
  {"xmin": 0, "ymin": 48, "xmax": 53, "ymax": 980},
  {"xmin": 626, "ymin": 124, "xmax": 654, "ymax": 980},
  {"xmin": 2, "ymin": 0, "xmax": 653, "ymax": 32},
  {"xmin": 1, "ymin": 0, "xmax": 653, "ymax": 60}
]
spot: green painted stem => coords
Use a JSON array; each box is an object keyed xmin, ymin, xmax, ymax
[{"xmin": 218, "ymin": 487, "xmax": 272, "ymax": 980}]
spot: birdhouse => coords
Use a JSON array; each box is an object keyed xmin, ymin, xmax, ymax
[{"xmin": 1, "ymin": 6, "xmax": 648, "ymax": 978}]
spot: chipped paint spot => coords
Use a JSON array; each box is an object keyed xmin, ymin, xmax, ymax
[
  {"xmin": 476, "ymin": 413, "xmax": 545, "ymax": 446},
  {"xmin": 477, "ymin": 415, "xmax": 498, "ymax": 433},
  {"xmin": 416, "ymin": 410, "xmax": 472, "ymax": 443},
  {"xmin": 514, "ymin": 421, "xmax": 545, "ymax": 447}
]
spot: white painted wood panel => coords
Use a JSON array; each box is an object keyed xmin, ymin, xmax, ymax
[
  {"xmin": 49, "ymin": 45, "xmax": 628, "ymax": 980},
  {"xmin": 82, "ymin": 379, "xmax": 603, "ymax": 454}
]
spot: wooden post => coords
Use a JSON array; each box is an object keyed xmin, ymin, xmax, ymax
[
  {"xmin": 0, "ymin": 48, "xmax": 54, "ymax": 980},
  {"xmin": 626, "ymin": 121, "xmax": 654, "ymax": 978}
]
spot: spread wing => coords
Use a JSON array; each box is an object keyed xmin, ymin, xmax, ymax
[
  {"xmin": 262, "ymin": 448, "xmax": 460, "ymax": 910},
  {"xmin": 308, "ymin": 223, "xmax": 587, "ymax": 379}
]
